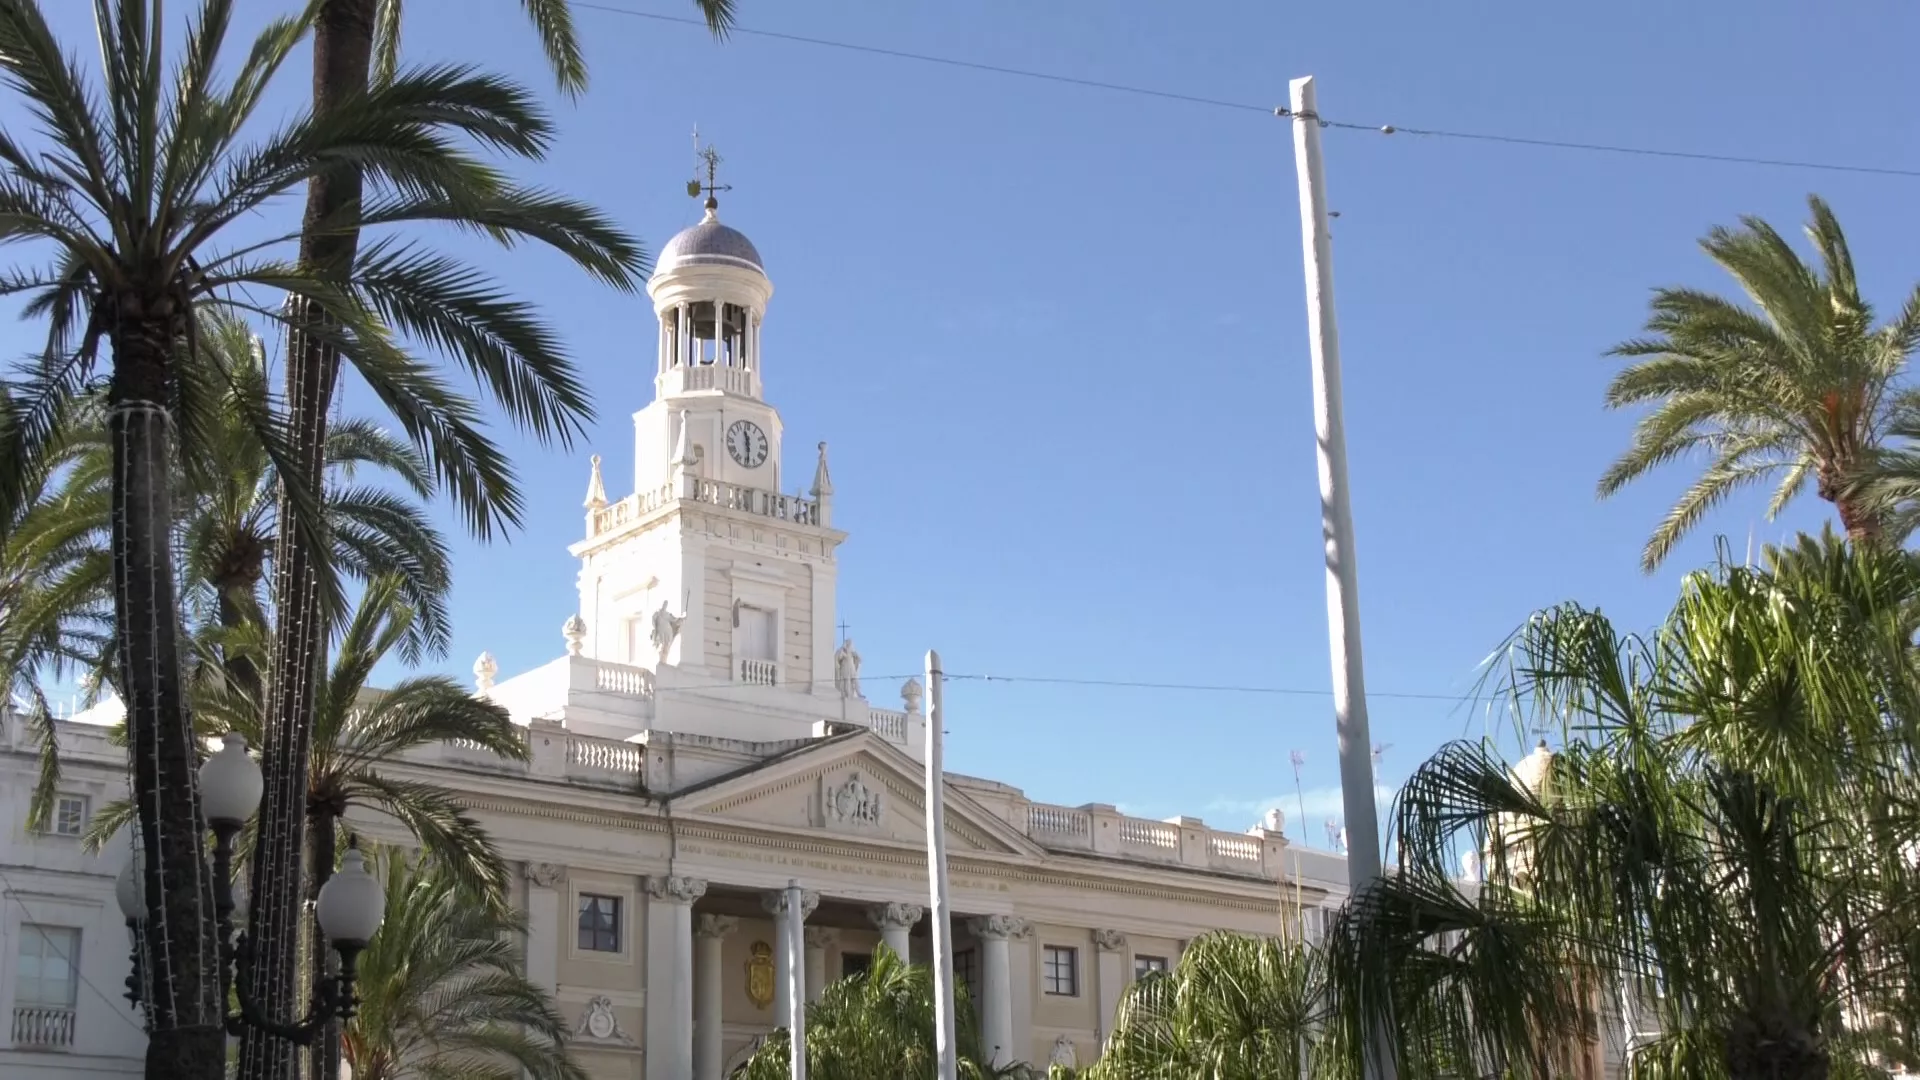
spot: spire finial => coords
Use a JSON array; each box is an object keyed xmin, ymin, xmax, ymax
[
  {"xmin": 583, "ymin": 454, "xmax": 607, "ymax": 510},
  {"xmin": 810, "ymin": 441, "xmax": 833, "ymax": 499},
  {"xmin": 688, "ymin": 128, "xmax": 732, "ymax": 219}
]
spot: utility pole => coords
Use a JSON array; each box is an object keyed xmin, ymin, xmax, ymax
[
  {"xmin": 1287, "ymin": 74, "xmax": 1396, "ymax": 1079},
  {"xmin": 786, "ymin": 880, "xmax": 807, "ymax": 1080},
  {"xmin": 923, "ymin": 650, "xmax": 958, "ymax": 1080}
]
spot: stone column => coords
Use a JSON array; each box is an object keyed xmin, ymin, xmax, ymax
[
  {"xmin": 868, "ymin": 901, "xmax": 923, "ymax": 963},
  {"xmin": 524, "ymin": 863, "xmax": 566, "ymax": 995},
  {"xmin": 803, "ymin": 927, "xmax": 837, "ymax": 1002},
  {"xmin": 761, "ymin": 889, "xmax": 819, "ymax": 1021},
  {"xmin": 693, "ymin": 914, "xmax": 737, "ymax": 1080},
  {"xmin": 967, "ymin": 915, "xmax": 1030, "ymax": 1069},
  {"xmin": 644, "ymin": 875, "xmax": 707, "ymax": 1080},
  {"xmin": 1092, "ymin": 930, "xmax": 1129, "ymax": 1041}
]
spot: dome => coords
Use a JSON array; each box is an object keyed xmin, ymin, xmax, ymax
[
  {"xmin": 1510, "ymin": 739, "xmax": 1555, "ymax": 796},
  {"xmin": 656, "ymin": 209, "xmax": 764, "ymax": 275}
]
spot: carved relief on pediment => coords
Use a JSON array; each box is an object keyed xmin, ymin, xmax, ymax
[{"xmin": 819, "ymin": 770, "xmax": 884, "ymax": 829}]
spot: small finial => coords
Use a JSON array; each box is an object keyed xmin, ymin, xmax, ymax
[
  {"xmin": 900, "ymin": 677, "xmax": 923, "ymax": 714},
  {"xmin": 583, "ymin": 454, "xmax": 607, "ymax": 511},
  {"xmin": 811, "ymin": 441, "xmax": 833, "ymax": 499},
  {"xmin": 562, "ymin": 614, "xmax": 587, "ymax": 657},
  {"xmin": 473, "ymin": 651, "xmax": 498, "ymax": 694}
]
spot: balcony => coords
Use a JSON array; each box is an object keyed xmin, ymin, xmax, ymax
[
  {"xmin": 12, "ymin": 1005, "xmax": 74, "ymax": 1050},
  {"xmin": 739, "ymin": 658, "xmax": 777, "ymax": 686},
  {"xmin": 588, "ymin": 475, "xmax": 821, "ymax": 538}
]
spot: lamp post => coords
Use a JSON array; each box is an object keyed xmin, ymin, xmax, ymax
[{"xmin": 117, "ymin": 733, "xmax": 384, "ymax": 1047}]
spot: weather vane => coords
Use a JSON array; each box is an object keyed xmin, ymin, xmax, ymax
[{"xmin": 687, "ymin": 127, "xmax": 732, "ymax": 210}]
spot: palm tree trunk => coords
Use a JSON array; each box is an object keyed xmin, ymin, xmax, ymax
[
  {"xmin": 216, "ymin": 582, "xmax": 261, "ymax": 705},
  {"xmin": 240, "ymin": 5, "xmax": 376, "ymax": 1079},
  {"xmin": 1836, "ymin": 492, "xmax": 1883, "ymax": 546},
  {"xmin": 108, "ymin": 314, "xmax": 226, "ymax": 1080}
]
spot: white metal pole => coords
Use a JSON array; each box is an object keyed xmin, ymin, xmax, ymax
[
  {"xmin": 1288, "ymin": 75, "xmax": 1396, "ymax": 1079},
  {"xmin": 924, "ymin": 650, "xmax": 959, "ymax": 1080},
  {"xmin": 785, "ymin": 880, "xmax": 807, "ymax": 1080}
]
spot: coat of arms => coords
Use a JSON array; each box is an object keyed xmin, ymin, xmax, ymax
[
  {"xmin": 821, "ymin": 771, "xmax": 883, "ymax": 827},
  {"xmin": 746, "ymin": 940, "xmax": 776, "ymax": 1009}
]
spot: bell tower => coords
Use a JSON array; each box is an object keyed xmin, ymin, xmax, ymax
[{"xmin": 570, "ymin": 145, "xmax": 845, "ymax": 698}]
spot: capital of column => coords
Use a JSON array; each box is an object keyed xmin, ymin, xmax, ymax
[
  {"xmin": 803, "ymin": 927, "xmax": 839, "ymax": 950},
  {"xmin": 762, "ymin": 889, "xmax": 821, "ymax": 919},
  {"xmin": 868, "ymin": 901, "xmax": 924, "ymax": 932},
  {"xmin": 1092, "ymin": 929, "xmax": 1128, "ymax": 952},
  {"xmin": 694, "ymin": 914, "xmax": 739, "ymax": 940},
  {"xmin": 967, "ymin": 915, "xmax": 1032, "ymax": 942},
  {"xmin": 645, "ymin": 875, "xmax": 708, "ymax": 905}
]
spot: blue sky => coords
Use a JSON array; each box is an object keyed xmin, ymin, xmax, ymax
[{"xmin": 11, "ymin": 1, "xmax": 1920, "ymax": 850}]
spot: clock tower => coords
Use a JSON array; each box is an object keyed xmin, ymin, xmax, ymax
[{"xmin": 568, "ymin": 190, "xmax": 846, "ymax": 701}]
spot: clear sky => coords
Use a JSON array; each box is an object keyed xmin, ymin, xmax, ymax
[{"xmin": 12, "ymin": 1, "xmax": 1920, "ymax": 850}]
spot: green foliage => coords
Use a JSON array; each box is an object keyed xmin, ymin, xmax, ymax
[
  {"xmin": 1598, "ymin": 195, "xmax": 1920, "ymax": 570},
  {"xmin": 343, "ymin": 848, "xmax": 583, "ymax": 1080},
  {"xmin": 1086, "ymin": 932, "xmax": 1325, "ymax": 1080},
  {"xmin": 734, "ymin": 946, "xmax": 1024, "ymax": 1080},
  {"xmin": 1336, "ymin": 540, "xmax": 1920, "ymax": 1080}
]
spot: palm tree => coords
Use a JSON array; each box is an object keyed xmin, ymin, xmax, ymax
[
  {"xmin": 0, "ymin": 5, "xmax": 640, "ymax": 1075},
  {"xmin": 341, "ymin": 848, "xmax": 583, "ymax": 1080},
  {"xmin": 1086, "ymin": 932, "xmax": 1326, "ymax": 1080},
  {"xmin": 87, "ymin": 574, "xmax": 526, "ymax": 931},
  {"xmin": 254, "ymin": 3, "xmax": 736, "ymax": 1073},
  {"xmin": 1598, "ymin": 195, "xmax": 1920, "ymax": 571},
  {"xmin": 1334, "ymin": 548, "xmax": 1920, "ymax": 1080},
  {"xmin": 735, "ymin": 946, "xmax": 1024, "ymax": 1080}
]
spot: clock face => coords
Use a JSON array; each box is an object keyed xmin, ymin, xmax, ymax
[{"xmin": 726, "ymin": 419, "xmax": 769, "ymax": 468}]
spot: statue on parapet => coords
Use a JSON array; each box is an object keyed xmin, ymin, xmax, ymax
[
  {"xmin": 649, "ymin": 600, "xmax": 685, "ymax": 661},
  {"xmin": 833, "ymin": 638, "xmax": 862, "ymax": 699}
]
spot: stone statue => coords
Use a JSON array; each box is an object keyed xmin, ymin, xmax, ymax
[
  {"xmin": 1261, "ymin": 807, "xmax": 1285, "ymax": 834},
  {"xmin": 472, "ymin": 651, "xmax": 498, "ymax": 694},
  {"xmin": 833, "ymin": 638, "xmax": 862, "ymax": 698},
  {"xmin": 649, "ymin": 600, "xmax": 685, "ymax": 659},
  {"xmin": 1049, "ymin": 1035, "xmax": 1078, "ymax": 1068}
]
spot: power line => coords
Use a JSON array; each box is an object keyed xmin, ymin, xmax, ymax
[{"xmin": 575, "ymin": 1, "xmax": 1920, "ymax": 181}]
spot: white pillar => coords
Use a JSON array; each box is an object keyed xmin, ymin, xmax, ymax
[
  {"xmin": 762, "ymin": 889, "xmax": 819, "ymax": 1022},
  {"xmin": 645, "ymin": 875, "xmax": 707, "ymax": 1080},
  {"xmin": 968, "ymin": 916, "xmax": 1030, "ymax": 1069},
  {"xmin": 803, "ymin": 927, "xmax": 836, "ymax": 1002},
  {"xmin": 1092, "ymin": 930, "xmax": 1129, "ymax": 1042},
  {"xmin": 524, "ymin": 863, "xmax": 565, "ymax": 996},
  {"xmin": 868, "ymin": 902, "xmax": 922, "ymax": 964},
  {"xmin": 694, "ymin": 914, "xmax": 737, "ymax": 1080}
]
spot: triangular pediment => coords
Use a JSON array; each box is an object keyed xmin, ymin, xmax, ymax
[{"xmin": 677, "ymin": 733, "xmax": 1040, "ymax": 856}]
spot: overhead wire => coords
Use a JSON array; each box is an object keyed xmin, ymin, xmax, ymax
[{"xmin": 574, "ymin": 1, "xmax": 1920, "ymax": 180}]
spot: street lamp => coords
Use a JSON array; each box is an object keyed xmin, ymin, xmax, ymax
[{"xmin": 118, "ymin": 733, "xmax": 385, "ymax": 1041}]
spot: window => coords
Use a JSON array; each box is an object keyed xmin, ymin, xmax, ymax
[
  {"xmin": 956, "ymin": 947, "xmax": 979, "ymax": 998},
  {"xmin": 1134, "ymin": 955, "xmax": 1169, "ymax": 980},
  {"xmin": 15, "ymin": 925, "xmax": 79, "ymax": 1007},
  {"xmin": 1042, "ymin": 945, "xmax": 1078, "ymax": 996},
  {"xmin": 577, "ymin": 894, "xmax": 621, "ymax": 953},
  {"xmin": 737, "ymin": 605, "xmax": 776, "ymax": 662},
  {"xmin": 841, "ymin": 952, "xmax": 872, "ymax": 979},
  {"xmin": 50, "ymin": 795, "xmax": 87, "ymax": 837}
]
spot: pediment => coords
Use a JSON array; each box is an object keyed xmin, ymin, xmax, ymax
[{"xmin": 677, "ymin": 734, "xmax": 1040, "ymax": 856}]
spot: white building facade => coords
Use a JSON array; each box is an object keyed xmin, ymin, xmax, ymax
[{"xmin": 0, "ymin": 200, "xmax": 1350, "ymax": 1079}]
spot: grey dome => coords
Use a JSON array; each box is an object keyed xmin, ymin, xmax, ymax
[{"xmin": 656, "ymin": 215, "xmax": 764, "ymax": 275}]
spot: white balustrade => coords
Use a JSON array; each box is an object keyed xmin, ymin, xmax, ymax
[
  {"xmin": 867, "ymin": 709, "xmax": 908, "ymax": 742},
  {"xmin": 12, "ymin": 1005, "xmax": 74, "ymax": 1048},
  {"xmin": 593, "ymin": 660, "xmax": 656, "ymax": 698},
  {"xmin": 1119, "ymin": 819, "xmax": 1179, "ymax": 851},
  {"xmin": 739, "ymin": 658, "xmax": 778, "ymax": 686},
  {"xmin": 588, "ymin": 476, "xmax": 822, "ymax": 536},
  {"xmin": 1027, "ymin": 804, "xmax": 1091, "ymax": 838},
  {"xmin": 566, "ymin": 735, "xmax": 643, "ymax": 776},
  {"xmin": 1209, "ymin": 834, "xmax": 1261, "ymax": 862}
]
